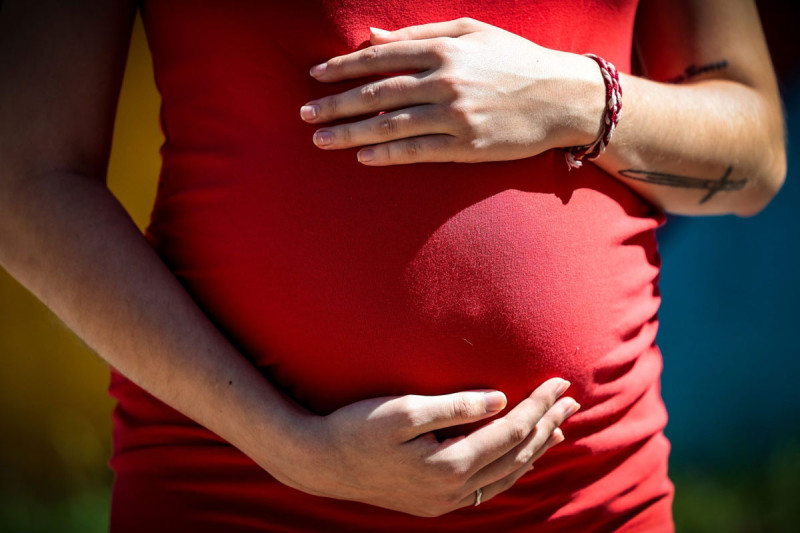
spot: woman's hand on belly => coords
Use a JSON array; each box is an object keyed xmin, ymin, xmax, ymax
[
  {"xmin": 299, "ymin": 17, "xmax": 604, "ymax": 166},
  {"xmin": 276, "ymin": 378, "xmax": 578, "ymax": 517}
]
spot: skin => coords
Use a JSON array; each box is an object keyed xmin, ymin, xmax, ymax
[
  {"xmin": 0, "ymin": 0, "xmax": 786, "ymax": 521},
  {"xmin": 0, "ymin": 0, "xmax": 579, "ymax": 518},
  {"xmin": 301, "ymin": 0, "xmax": 786, "ymax": 217}
]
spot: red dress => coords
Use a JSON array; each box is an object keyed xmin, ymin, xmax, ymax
[{"xmin": 109, "ymin": 1, "xmax": 674, "ymax": 531}]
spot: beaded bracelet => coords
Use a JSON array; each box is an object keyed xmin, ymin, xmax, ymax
[{"xmin": 565, "ymin": 54, "xmax": 622, "ymax": 169}]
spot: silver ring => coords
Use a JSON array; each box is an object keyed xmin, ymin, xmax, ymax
[{"xmin": 474, "ymin": 487, "xmax": 483, "ymax": 507}]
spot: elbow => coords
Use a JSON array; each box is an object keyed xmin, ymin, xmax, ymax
[
  {"xmin": 734, "ymin": 123, "xmax": 787, "ymax": 218},
  {"xmin": 735, "ymin": 154, "xmax": 786, "ymax": 218}
]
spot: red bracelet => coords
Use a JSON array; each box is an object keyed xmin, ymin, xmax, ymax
[{"xmin": 565, "ymin": 54, "xmax": 622, "ymax": 169}]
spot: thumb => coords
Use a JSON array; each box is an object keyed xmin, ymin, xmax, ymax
[{"xmin": 394, "ymin": 390, "xmax": 507, "ymax": 441}]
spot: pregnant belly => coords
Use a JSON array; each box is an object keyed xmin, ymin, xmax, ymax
[{"xmin": 147, "ymin": 151, "xmax": 662, "ymax": 420}]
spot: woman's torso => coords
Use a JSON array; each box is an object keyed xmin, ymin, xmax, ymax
[{"xmin": 109, "ymin": 1, "xmax": 674, "ymax": 531}]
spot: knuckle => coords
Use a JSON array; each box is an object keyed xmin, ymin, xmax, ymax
[
  {"xmin": 535, "ymin": 409, "xmax": 559, "ymax": 432},
  {"xmin": 359, "ymin": 82, "xmax": 382, "ymax": 106},
  {"xmin": 523, "ymin": 394, "xmax": 553, "ymax": 420},
  {"xmin": 326, "ymin": 56, "xmax": 344, "ymax": 74},
  {"xmin": 326, "ymin": 94, "xmax": 338, "ymax": 116},
  {"xmin": 391, "ymin": 394, "xmax": 414, "ymax": 414},
  {"xmin": 436, "ymin": 72, "xmax": 465, "ymax": 101},
  {"xmin": 551, "ymin": 407, "xmax": 569, "ymax": 428},
  {"xmin": 428, "ymin": 37, "xmax": 456, "ymax": 64},
  {"xmin": 392, "ymin": 395, "xmax": 422, "ymax": 426},
  {"xmin": 539, "ymin": 428, "xmax": 564, "ymax": 453},
  {"xmin": 376, "ymin": 115, "xmax": 399, "ymax": 137},
  {"xmin": 406, "ymin": 25, "xmax": 423, "ymax": 39},
  {"xmin": 362, "ymin": 45, "xmax": 381, "ymax": 63},
  {"xmin": 338, "ymin": 126, "xmax": 352, "ymax": 144},
  {"xmin": 455, "ymin": 17, "xmax": 472, "ymax": 31},
  {"xmin": 450, "ymin": 459, "xmax": 471, "ymax": 480},
  {"xmin": 404, "ymin": 139, "xmax": 422, "ymax": 158},
  {"xmin": 492, "ymin": 476, "xmax": 518, "ymax": 498},
  {"xmin": 435, "ymin": 456, "xmax": 469, "ymax": 480},
  {"xmin": 515, "ymin": 447, "xmax": 534, "ymax": 468},
  {"xmin": 456, "ymin": 17, "xmax": 483, "ymax": 31},
  {"xmin": 443, "ymin": 489, "xmax": 465, "ymax": 507},
  {"xmin": 500, "ymin": 474, "xmax": 517, "ymax": 492},
  {"xmin": 451, "ymin": 395, "xmax": 477, "ymax": 421},
  {"xmin": 505, "ymin": 419, "xmax": 530, "ymax": 444},
  {"xmin": 432, "ymin": 458, "xmax": 455, "ymax": 477},
  {"xmin": 385, "ymin": 143, "xmax": 398, "ymax": 161},
  {"xmin": 447, "ymin": 101, "xmax": 473, "ymax": 128}
]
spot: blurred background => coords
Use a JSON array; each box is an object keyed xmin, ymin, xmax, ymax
[{"xmin": 1, "ymin": 4, "xmax": 798, "ymax": 532}]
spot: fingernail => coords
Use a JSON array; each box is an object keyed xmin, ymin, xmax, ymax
[
  {"xmin": 565, "ymin": 401, "xmax": 581, "ymax": 417},
  {"xmin": 483, "ymin": 391, "xmax": 507, "ymax": 413},
  {"xmin": 310, "ymin": 62, "xmax": 327, "ymax": 77},
  {"xmin": 313, "ymin": 131, "xmax": 333, "ymax": 146},
  {"xmin": 370, "ymin": 26, "xmax": 391, "ymax": 37},
  {"xmin": 555, "ymin": 379, "xmax": 570, "ymax": 397},
  {"xmin": 357, "ymin": 149, "xmax": 374, "ymax": 163},
  {"xmin": 300, "ymin": 104, "xmax": 319, "ymax": 121}
]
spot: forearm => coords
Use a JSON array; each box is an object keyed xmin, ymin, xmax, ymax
[
  {"xmin": 560, "ymin": 0, "xmax": 788, "ymax": 217},
  {"xmin": 585, "ymin": 71, "xmax": 786, "ymax": 216},
  {"xmin": 0, "ymin": 169, "xmax": 317, "ymax": 480}
]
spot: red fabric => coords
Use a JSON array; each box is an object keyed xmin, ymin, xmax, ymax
[{"xmin": 109, "ymin": 1, "xmax": 674, "ymax": 531}]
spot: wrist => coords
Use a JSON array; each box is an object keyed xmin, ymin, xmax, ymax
[
  {"xmin": 554, "ymin": 52, "xmax": 607, "ymax": 149},
  {"xmin": 225, "ymin": 378, "xmax": 323, "ymax": 476},
  {"xmin": 246, "ymin": 407, "xmax": 334, "ymax": 494}
]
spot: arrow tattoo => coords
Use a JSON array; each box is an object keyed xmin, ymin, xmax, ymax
[{"xmin": 618, "ymin": 166, "xmax": 745, "ymax": 204}]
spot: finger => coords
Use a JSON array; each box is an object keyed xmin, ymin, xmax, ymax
[
  {"xmin": 529, "ymin": 427, "xmax": 565, "ymax": 465},
  {"xmin": 389, "ymin": 390, "xmax": 508, "ymax": 442},
  {"xmin": 454, "ymin": 428, "xmax": 568, "ymax": 510},
  {"xmin": 439, "ymin": 378, "xmax": 571, "ymax": 475},
  {"xmin": 311, "ymin": 105, "xmax": 454, "ymax": 151},
  {"xmin": 465, "ymin": 397, "xmax": 578, "ymax": 490},
  {"xmin": 309, "ymin": 40, "xmax": 440, "ymax": 82},
  {"xmin": 356, "ymin": 134, "xmax": 461, "ymax": 165},
  {"xmin": 369, "ymin": 18, "xmax": 486, "ymax": 44},
  {"xmin": 301, "ymin": 73, "xmax": 439, "ymax": 124},
  {"xmin": 459, "ymin": 437, "xmax": 563, "ymax": 507},
  {"xmin": 456, "ymin": 465, "xmax": 529, "ymax": 510}
]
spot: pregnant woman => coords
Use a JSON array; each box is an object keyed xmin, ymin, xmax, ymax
[{"xmin": 0, "ymin": 0, "xmax": 785, "ymax": 531}]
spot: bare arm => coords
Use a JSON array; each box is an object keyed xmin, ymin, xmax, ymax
[
  {"xmin": 0, "ymin": 0, "xmax": 318, "ymax": 485},
  {"xmin": 299, "ymin": 0, "xmax": 785, "ymax": 216},
  {"xmin": 0, "ymin": 1, "xmax": 577, "ymax": 516},
  {"xmin": 591, "ymin": 0, "xmax": 786, "ymax": 216}
]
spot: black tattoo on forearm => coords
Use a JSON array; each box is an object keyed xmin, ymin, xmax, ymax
[
  {"xmin": 666, "ymin": 60, "xmax": 729, "ymax": 84},
  {"xmin": 619, "ymin": 166, "xmax": 746, "ymax": 204}
]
